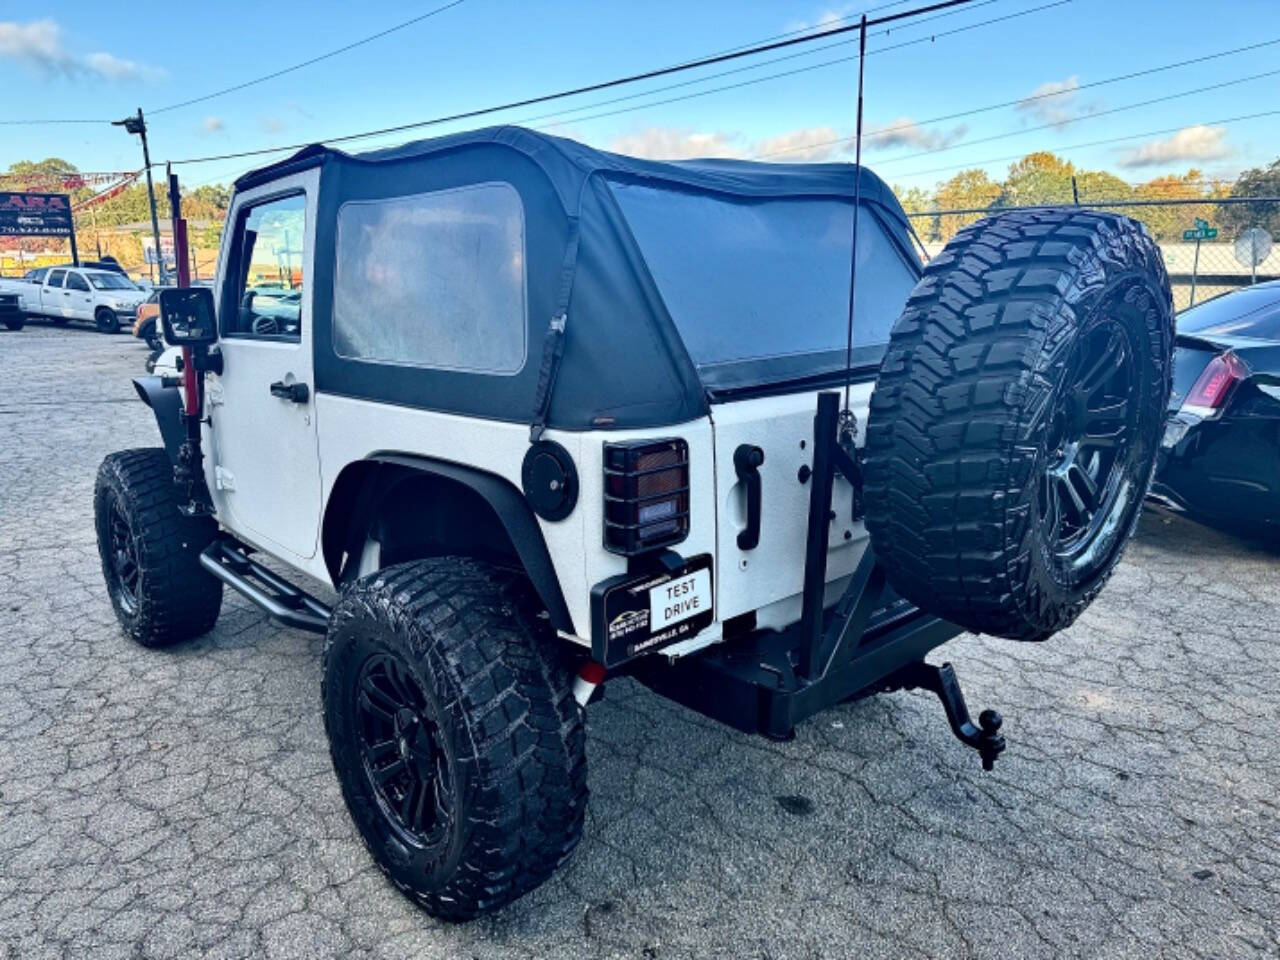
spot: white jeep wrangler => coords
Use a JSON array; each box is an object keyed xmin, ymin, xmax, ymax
[{"xmin": 95, "ymin": 126, "xmax": 1173, "ymax": 920}]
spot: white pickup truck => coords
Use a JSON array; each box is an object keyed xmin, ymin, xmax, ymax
[{"xmin": 15, "ymin": 265, "xmax": 148, "ymax": 333}]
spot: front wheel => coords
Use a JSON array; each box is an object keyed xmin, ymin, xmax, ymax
[
  {"xmin": 96, "ymin": 307, "xmax": 120, "ymax": 334},
  {"xmin": 94, "ymin": 448, "xmax": 223, "ymax": 646},
  {"xmin": 322, "ymin": 558, "xmax": 587, "ymax": 921},
  {"xmin": 2, "ymin": 317, "xmax": 23, "ymax": 331}
]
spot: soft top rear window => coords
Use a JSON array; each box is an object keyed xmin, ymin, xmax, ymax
[{"xmin": 609, "ymin": 181, "xmax": 918, "ymax": 390}]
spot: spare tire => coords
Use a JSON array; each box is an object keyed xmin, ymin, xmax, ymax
[{"xmin": 863, "ymin": 210, "xmax": 1173, "ymax": 641}]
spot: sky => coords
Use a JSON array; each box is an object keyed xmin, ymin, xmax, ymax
[{"xmin": 2, "ymin": 0, "xmax": 1278, "ymax": 194}]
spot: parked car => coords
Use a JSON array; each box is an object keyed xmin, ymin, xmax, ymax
[
  {"xmin": 0, "ymin": 288, "xmax": 22, "ymax": 330},
  {"xmin": 1154, "ymin": 280, "xmax": 1280, "ymax": 535},
  {"xmin": 133, "ymin": 291, "xmax": 164, "ymax": 350},
  {"xmin": 95, "ymin": 127, "xmax": 1173, "ymax": 921},
  {"xmin": 20, "ymin": 266, "xmax": 148, "ymax": 333}
]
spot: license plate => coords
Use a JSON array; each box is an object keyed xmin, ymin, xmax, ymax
[{"xmin": 590, "ymin": 554, "xmax": 714, "ymax": 668}]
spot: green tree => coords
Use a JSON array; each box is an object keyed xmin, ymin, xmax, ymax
[
  {"xmin": 934, "ymin": 169, "xmax": 1001, "ymax": 241},
  {"xmin": 1221, "ymin": 158, "xmax": 1280, "ymax": 239},
  {"xmin": 998, "ymin": 152, "xmax": 1075, "ymax": 207},
  {"xmin": 893, "ymin": 184, "xmax": 937, "ymax": 243}
]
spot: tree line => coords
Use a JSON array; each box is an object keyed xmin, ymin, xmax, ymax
[{"xmin": 894, "ymin": 152, "xmax": 1280, "ymax": 244}]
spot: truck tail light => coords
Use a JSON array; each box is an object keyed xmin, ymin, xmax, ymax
[
  {"xmin": 1184, "ymin": 351, "xmax": 1248, "ymax": 415},
  {"xmin": 603, "ymin": 438, "xmax": 689, "ymax": 555}
]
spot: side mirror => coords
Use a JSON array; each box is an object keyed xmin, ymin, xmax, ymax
[{"xmin": 159, "ymin": 287, "xmax": 217, "ymax": 345}]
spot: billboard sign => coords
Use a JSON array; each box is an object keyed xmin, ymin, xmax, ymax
[{"xmin": 0, "ymin": 192, "xmax": 74, "ymax": 237}]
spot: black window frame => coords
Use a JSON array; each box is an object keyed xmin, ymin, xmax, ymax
[
  {"xmin": 65, "ymin": 271, "xmax": 91, "ymax": 292},
  {"xmin": 219, "ymin": 188, "xmax": 307, "ymax": 343},
  {"xmin": 46, "ymin": 268, "xmax": 67, "ymax": 288}
]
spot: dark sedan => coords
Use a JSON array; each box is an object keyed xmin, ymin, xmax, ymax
[{"xmin": 1153, "ymin": 280, "xmax": 1280, "ymax": 535}]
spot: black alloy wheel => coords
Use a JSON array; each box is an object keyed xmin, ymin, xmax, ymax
[
  {"xmin": 1040, "ymin": 317, "xmax": 1142, "ymax": 578},
  {"xmin": 106, "ymin": 491, "xmax": 142, "ymax": 616},
  {"xmin": 355, "ymin": 652, "xmax": 455, "ymax": 851}
]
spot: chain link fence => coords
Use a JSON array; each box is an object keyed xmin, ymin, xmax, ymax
[{"xmin": 908, "ymin": 197, "xmax": 1279, "ymax": 311}]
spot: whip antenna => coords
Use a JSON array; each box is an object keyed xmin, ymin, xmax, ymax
[{"xmin": 842, "ymin": 13, "xmax": 868, "ymax": 420}]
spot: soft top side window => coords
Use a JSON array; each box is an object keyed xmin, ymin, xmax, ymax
[{"xmin": 223, "ymin": 192, "xmax": 306, "ymax": 341}]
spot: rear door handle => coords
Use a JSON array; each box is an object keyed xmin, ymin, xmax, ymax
[
  {"xmin": 269, "ymin": 380, "xmax": 309, "ymax": 403},
  {"xmin": 734, "ymin": 444, "xmax": 765, "ymax": 550}
]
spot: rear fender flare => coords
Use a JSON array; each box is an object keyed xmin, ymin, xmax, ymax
[{"xmin": 322, "ymin": 454, "xmax": 575, "ymax": 635}]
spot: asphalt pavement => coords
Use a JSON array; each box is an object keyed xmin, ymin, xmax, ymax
[{"xmin": 1, "ymin": 323, "xmax": 1277, "ymax": 959}]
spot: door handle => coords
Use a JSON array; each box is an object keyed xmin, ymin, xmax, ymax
[
  {"xmin": 269, "ymin": 380, "xmax": 309, "ymax": 403},
  {"xmin": 734, "ymin": 444, "xmax": 765, "ymax": 550}
]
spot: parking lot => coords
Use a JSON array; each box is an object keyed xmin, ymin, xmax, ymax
[{"xmin": 0, "ymin": 323, "xmax": 1276, "ymax": 960}]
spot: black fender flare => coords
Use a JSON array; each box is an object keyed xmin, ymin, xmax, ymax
[
  {"xmin": 132, "ymin": 376, "xmax": 185, "ymax": 466},
  {"xmin": 323, "ymin": 454, "xmax": 575, "ymax": 636}
]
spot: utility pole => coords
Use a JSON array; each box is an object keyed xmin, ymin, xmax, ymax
[{"xmin": 113, "ymin": 108, "xmax": 166, "ymax": 284}]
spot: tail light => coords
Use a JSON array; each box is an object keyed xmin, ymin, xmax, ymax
[
  {"xmin": 603, "ymin": 438, "xmax": 689, "ymax": 555},
  {"xmin": 1183, "ymin": 351, "xmax": 1248, "ymax": 416}
]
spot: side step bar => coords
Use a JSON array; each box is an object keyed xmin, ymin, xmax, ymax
[{"xmin": 200, "ymin": 539, "xmax": 331, "ymax": 633}]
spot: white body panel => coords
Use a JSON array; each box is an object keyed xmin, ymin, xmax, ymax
[
  {"xmin": 203, "ymin": 169, "xmax": 323, "ymax": 562},
  {"xmin": 709, "ymin": 388, "xmax": 868, "ymax": 625},
  {"xmin": 304, "ymin": 395, "xmax": 719, "ymax": 644}
]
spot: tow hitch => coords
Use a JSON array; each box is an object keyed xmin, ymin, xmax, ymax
[{"xmin": 885, "ymin": 661, "xmax": 1006, "ymax": 771}]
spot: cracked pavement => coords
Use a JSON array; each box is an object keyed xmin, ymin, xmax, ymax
[{"xmin": 2, "ymin": 324, "xmax": 1278, "ymax": 959}]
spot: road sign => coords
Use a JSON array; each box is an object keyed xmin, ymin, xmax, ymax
[
  {"xmin": 1195, "ymin": 217, "xmax": 1210, "ymax": 231},
  {"xmin": 1234, "ymin": 227, "xmax": 1273, "ymax": 268},
  {"xmin": 1183, "ymin": 227, "xmax": 1218, "ymax": 241}
]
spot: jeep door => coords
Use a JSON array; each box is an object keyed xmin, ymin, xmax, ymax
[{"xmin": 208, "ymin": 171, "xmax": 323, "ymax": 561}]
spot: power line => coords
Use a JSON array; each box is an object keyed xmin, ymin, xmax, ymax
[
  {"xmin": 866, "ymin": 68, "xmax": 1280, "ymax": 168},
  {"xmin": 160, "ymin": 0, "xmax": 978, "ymax": 167},
  {"xmin": 514, "ymin": 0, "xmax": 1016, "ymax": 134},
  {"xmin": 753, "ymin": 35, "xmax": 1280, "ymax": 159},
  {"xmin": 0, "ymin": 118, "xmax": 107, "ymax": 126},
  {"xmin": 887, "ymin": 108, "xmax": 1280, "ymax": 181},
  {"xmin": 147, "ymin": 0, "xmax": 468, "ymax": 115}
]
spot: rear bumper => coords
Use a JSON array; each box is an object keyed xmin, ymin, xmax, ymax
[{"xmin": 634, "ymin": 605, "xmax": 960, "ymax": 738}]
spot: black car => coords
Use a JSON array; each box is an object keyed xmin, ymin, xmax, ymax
[{"xmin": 1154, "ymin": 281, "xmax": 1280, "ymax": 534}]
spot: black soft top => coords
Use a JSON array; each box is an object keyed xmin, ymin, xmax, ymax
[{"xmin": 233, "ymin": 126, "xmax": 919, "ymax": 430}]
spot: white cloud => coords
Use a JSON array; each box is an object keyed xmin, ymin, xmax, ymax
[
  {"xmin": 607, "ymin": 127, "xmax": 744, "ymax": 160},
  {"xmin": 0, "ymin": 19, "xmax": 70, "ymax": 72},
  {"xmin": 1118, "ymin": 125, "xmax": 1231, "ymax": 168},
  {"xmin": 1016, "ymin": 76, "xmax": 1086, "ymax": 129},
  {"xmin": 85, "ymin": 51, "xmax": 164, "ymax": 82},
  {"xmin": 0, "ymin": 19, "xmax": 162, "ymax": 81},
  {"xmin": 864, "ymin": 116, "xmax": 967, "ymax": 152},
  {"xmin": 753, "ymin": 126, "xmax": 842, "ymax": 162},
  {"xmin": 786, "ymin": 3, "xmax": 861, "ymax": 34},
  {"xmin": 202, "ymin": 116, "xmax": 225, "ymax": 133},
  {"xmin": 259, "ymin": 116, "xmax": 287, "ymax": 135}
]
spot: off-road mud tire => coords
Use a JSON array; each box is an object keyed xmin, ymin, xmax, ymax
[
  {"xmin": 94, "ymin": 448, "xmax": 223, "ymax": 646},
  {"xmin": 864, "ymin": 210, "xmax": 1173, "ymax": 641},
  {"xmin": 322, "ymin": 558, "xmax": 587, "ymax": 921}
]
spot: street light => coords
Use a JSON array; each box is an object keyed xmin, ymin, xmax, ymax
[{"xmin": 113, "ymin": 108, "xmax": 166, "ymax": 284}]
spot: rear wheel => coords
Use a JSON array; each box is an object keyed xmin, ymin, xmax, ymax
[
  {"xmin": 323, "ymin": 558, "xmax": 587, "ymax": 921},
  {"xmin": 143, "ymin": 320, "xmax": 163, "ymax": 351},
  {"xmin": 864, "ymin": 210, "xmax": 1173, "ymax": 641},
  {"xmin": 95, "ymin": 307, "xmax": 120, "ymax": 334},
  {"xmin": 2, "ymin": 317, "xmax": 22, "ymax": 331},
  {"xmin": 94, "ymin": 448, "xmax": 223, "ymax": 646}
]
